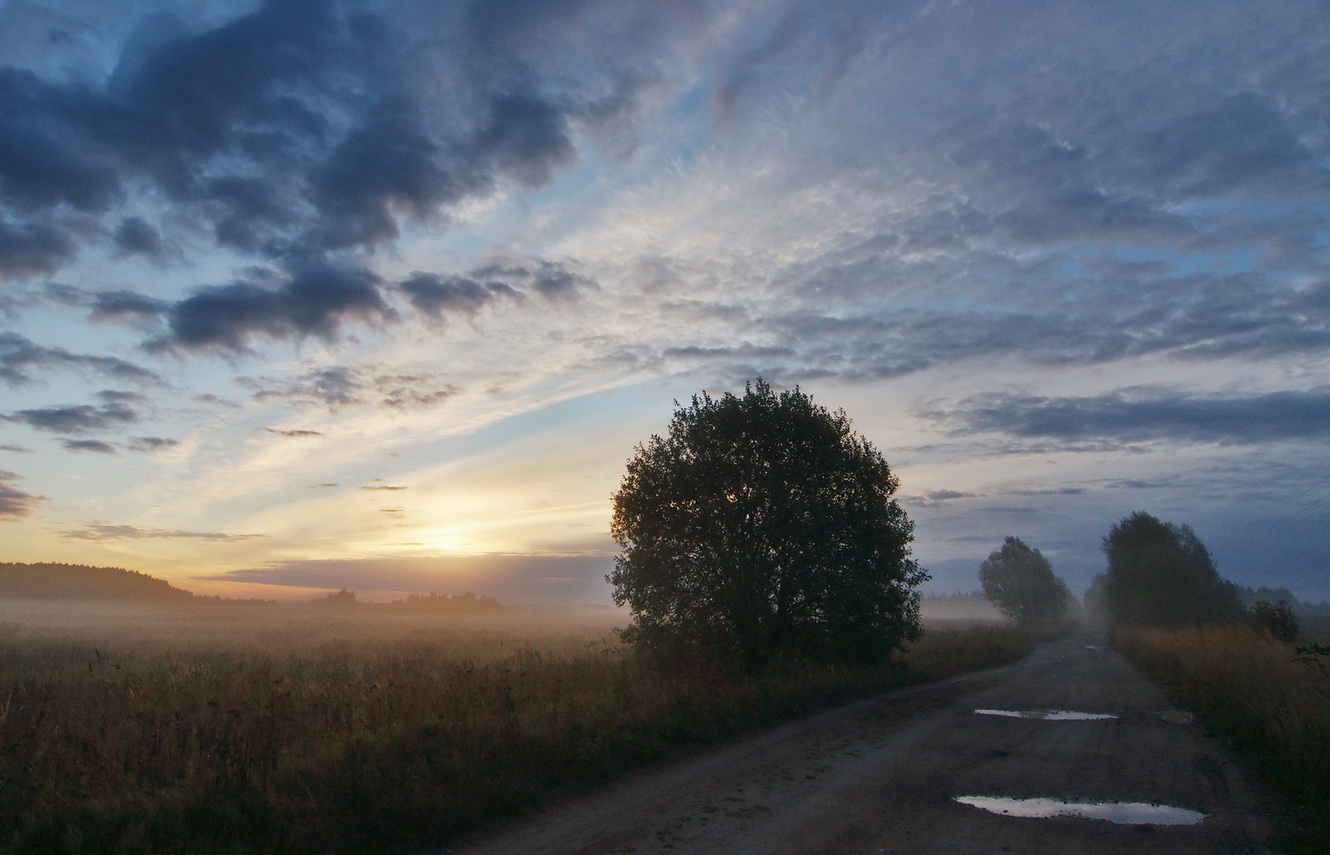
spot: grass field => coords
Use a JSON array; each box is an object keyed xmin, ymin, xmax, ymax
[
  {"xmin": 0, "ymin": 602, "xmax": 1028, "ymax": 855},
  {"xmin": 1117, "ymin": 624, "xmax": 1330, "ymax": 854}
]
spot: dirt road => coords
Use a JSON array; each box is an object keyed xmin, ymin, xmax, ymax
[{"xmin": 443, "ymin": 628, "xmax": 1275, "ymax": 854}]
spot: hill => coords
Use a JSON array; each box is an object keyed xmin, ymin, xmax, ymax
[{"xmin": 0, "ymin": 562, "xmax": 195, "ymax": 602}]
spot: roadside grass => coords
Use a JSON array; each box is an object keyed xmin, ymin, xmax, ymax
[
  {"xmin": 0, "ymin": 606, "xmax": 1029, "ymax": 855},
  {"xmin": 1116, "ymin": 625, "xmax": 1330, "ymax": 854}
]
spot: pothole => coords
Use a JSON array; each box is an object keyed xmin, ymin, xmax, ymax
[
  {"xmin": 974, "ymin": 709, "xmax": 1118, "ymax": 721},
  {"xmin": 955, "ymin": 795, "xmax": 1205, "ymax": 825}
]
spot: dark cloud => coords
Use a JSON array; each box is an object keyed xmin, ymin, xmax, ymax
[
  {"xmin": 0, "ymin": 444, "xmax": 33, "ymax": 453},
  {"xmin": 127, "ymin": 436, "xmax": 178, "ymax": 452},
  {"xmin": 60, "ymin": 523, "xmax": 261, "ymax": 541},
  {"xmin": 474, "ymin": 92, "xmax": 575, "ymax": 186},
  {"xmin": 470, "ymin": 260, "xmax": 594, "ymax": 302},
  {"xmin": 112, "ymin": 216, "xmax": 166, "ymax": 257},
  {"xmin": 156, "ymin": 261, "xmax": 390, "ymax": 351},
  {"xmin": 398, "ymin": 272, "xmax": 516, "ymax": 320},
  {"xmin": 360, "ymin": 485, "xmax": 407, "ymax": 491},
  {"xmin": 760, "ymin": 261, "xmax": 1330, "ymax": 382},
  {"xmin": 924, "ymin": 490, "xmax": 975, "ymax": 501},
  {"xmin": 5, "ymin": 400, "xmax": 139, "ymax": 434},
  {"xmin": 88, "ymin": 289, "xmax": 170, "ymax": 321},
  {"xmin": 0, "ymin": 331, "xmax": 161, "ymax": 385},
  {"xmin": 0, "ymin": 217, "xmax": 77, "ymax": 278},
  {"xmin": 0, "ymin": 0, "xmax": 692, "ymax": 279},
  {"xmin": 929, "ymin": 388, "xmax": 1330, "ymax": 447},
  {"xmin": 245, "ymin": 364, "xmax": 458, "ymax": 410},
  {"xmin": 62, "ymin": 439, "xmax": 117, "ymax": 454},
  {"xmin": 0, "ymin": 469, "xmax": 44, "ymax": 520},
  {"xmin": 97, "ymin": 389, "xmax": 147, "ymax": 404},
  {"xmin": 311, "ymin": 97, "xmax": 478, "ymax": 250},
  {"xmin": 262, "ymin": 428, "xmax": 322, "ymax": 438},
  {"xmin": 397, "ymin": 259, "xmax": 590, "ymax": 324}
]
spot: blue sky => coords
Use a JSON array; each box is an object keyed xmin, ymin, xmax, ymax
[{"xmin": 2, "ymin": 0, "xmax": 1328, "ymax": 603}]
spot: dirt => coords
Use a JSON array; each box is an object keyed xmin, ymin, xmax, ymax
[{"xmin": 439, "ymin": 628, "xmax": 1276, "ymax": 854}]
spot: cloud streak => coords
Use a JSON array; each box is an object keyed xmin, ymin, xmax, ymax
[
  {"xmin": 60, "ymin": 523, "xmax": 261, "ymax": 542},
  {"xmin": 0, "ymin": 470, "xmax": 44, "ymax": 520},
  {"xmin": 929, "ymin": 388, "xmax": 1330, "ymax": 447}
]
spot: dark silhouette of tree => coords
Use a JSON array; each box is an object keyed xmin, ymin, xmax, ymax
[
  {"xmin": 1101, "ymin": 511, "xmax": 1244, "ymax": 628},
  {"xmin": 0, "ymin": 562, "xmax": 194, "ymax": 601},
  {"xmin": 1249, "ymin": 600, "xmax": 1300, "ymax": 642},
  {"xmin": 1083, "ymin": 572, "xmax": 1110, "ymax": 624},
  {"xmin": 978, "ymin": 536, "xmax": 1071, "ymax": 629},
  {"xmin": 608, "ymin": 380, "xmax": 927, "ymax": 674}
]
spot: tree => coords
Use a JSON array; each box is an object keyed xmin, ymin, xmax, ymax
[
  {"xmin": 1248, "ymin": 600, "xmax": 1300, "ymax": 642},
  {"xmin": 608, "ymin": 380, "xmax": 927, "ymax": 674},
  {"xmin": 1101, "ymin": 511, "xmax": 1244, "ymax": 628},
  {"xmin": 978, "ymin": 536, "xmax": 1071, "ymax": 629}
]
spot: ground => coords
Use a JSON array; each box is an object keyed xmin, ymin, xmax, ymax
[{"xmin": 443, "ymin": 627, "xmax": 1275, "ymax": 854}]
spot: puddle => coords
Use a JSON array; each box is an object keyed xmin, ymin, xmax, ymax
[
  {"xmin": 955, "ymin": 795, "xmax": 1206, "ymax": 825},
  {"xmin": 974, "ymin": 709, "xmax": 1118, "ymax": 721}
]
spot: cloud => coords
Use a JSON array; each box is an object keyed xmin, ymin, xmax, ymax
[
  {"xmin": 262, "ymin": 428, "xmax": 323, "ymax": 438},
  {"xmin": 0, "ymin": 218, "xmax": 78, "ymax": 278},
  {"xmin": 0, "ymin": 444, "xmax": 32, "ymax": 453},
  {"xmin": 0, "ymin": 470, "xmax": 45, "ymax": 520},
  {"xmin": 62, "ymin": 439, "xmax": 117, "ymax": 454},
  {"xmin": 0, "ymin": 0, "xmax": 698, "ymax": 279},
  {"xmin": 929, "ymin": 387, "xmax": 1330, "ymax": 447},
  {"xmin": 0, "ymin": 332, "xmax": 161, "ymax": 385},
  {"xmin": 127, "ymin": 436, "xmax": 178, "ymax": 452},
  {"xmin": 60, "ymin": 523, "xmax": 261, "ymax": 541},
  {"xmin": 398, "ymin": 272, "xmax": 518, "ymax": 320},
  {"xmin": 155, "ymin": 261, "xmax": 391, "ymax": 352},
  {"xmin": 112, "ymin": 216, "xmax": 168, "ymax": 258},
  {"xmin": 360, "ymin": 485, "xmax": 407, "ymax": 491},
  {"xmin": 245, "ymin": 364, "xmax": 459, "ymax": 410},
  {"xmin": 5, "ymin": 400, "xmax": 139, "ymax": 434},
  {"xmin": 924, "ymin": 490, "xmax": 976, "ymax": 501},
  {"xmin": 88, "ymin": 289, "xmax": 171, "ymax": 322}
]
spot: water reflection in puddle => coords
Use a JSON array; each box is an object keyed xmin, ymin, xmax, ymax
[
  {"xmin": 974, "ymin": 709, "xmax": 1118, "ymax": 721},
  {"xmin": 955, "ymin": 795, "xmax": 1206, "ymax": 825}
]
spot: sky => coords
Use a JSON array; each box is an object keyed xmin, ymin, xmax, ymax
[{"xmin": 1, "ymin": 0, "xmax": 1328, "ymax": 605}]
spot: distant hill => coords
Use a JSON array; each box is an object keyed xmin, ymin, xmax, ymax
[{"xmin": 0, "ymin": 563, "xmax": 195, "ymax": 601}]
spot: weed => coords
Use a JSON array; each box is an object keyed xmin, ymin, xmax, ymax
[
  {"xmin": 0, "ymin": 605, "xmax": 1028, "ymax": 854},
  {"xmin": 1118, "ymin": 625, "xmax": 1330, "ymax": 854}
]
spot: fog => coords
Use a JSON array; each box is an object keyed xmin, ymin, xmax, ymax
[{"xmin": 0, "ymin": 598, "xmax": 628, "ymax": 655}]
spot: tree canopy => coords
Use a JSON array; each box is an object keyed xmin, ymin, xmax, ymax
[
  {"xmin": 1101, "ymin": 511, "xmax": 1244, "ymax": 628},
  {"xmin": 978, "ymin": 536, "xmax": 1071, "ymax": 629},
  {"xmin": 608, "ymin": 380, "xmax": 927, "ymax": 674}
]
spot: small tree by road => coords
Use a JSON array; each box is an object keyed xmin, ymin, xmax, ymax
[
  {"xmin": 1102, "ymin": 511, "xmax": 1244, "ymax": 628},
  {"xmin": 978, "ymin": 536, "xmax": 1071, "ymax": 629},
  {"xmin": 608, "ymin": 380, "xmax": 928, "ymax": 674}
]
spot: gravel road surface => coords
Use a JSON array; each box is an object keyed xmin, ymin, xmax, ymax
[{"xmin": 443, "ymin": 628, "xmax": 1275, "ymax": 854}]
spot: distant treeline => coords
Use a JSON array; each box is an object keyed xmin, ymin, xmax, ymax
[
  {"xmin": 1236, "ymin": 585, "xmax": 1330, "ymax": 639},
  {"xmin": 0, "ymin": 562, "xmax": 195, "ymax": 601},
  {"xmin": 0, "ymin": 563, "xmax": 506, "ymax": 612}
]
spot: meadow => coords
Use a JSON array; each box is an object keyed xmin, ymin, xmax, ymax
[
  {"xmin": 1117, "ymin": 624, "xmax": 1330, "ymax": 854},
  {"xmin": 0, "ymin": 601, "xmax": 1028, "ymax": 855}
]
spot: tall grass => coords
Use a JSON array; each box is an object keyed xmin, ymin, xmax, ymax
[
  {"xmin": 1117, "ymin": 625, "xmax": 1330, "ymax": 854},
  {"xmin": 0, "ymin": 606, "xmax": 1029, "ymax": 855}
]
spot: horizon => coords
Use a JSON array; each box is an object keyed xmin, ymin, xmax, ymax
[{"xmin": 2, "ymin": 0, "xmax": 1328, "ymax": 603}]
